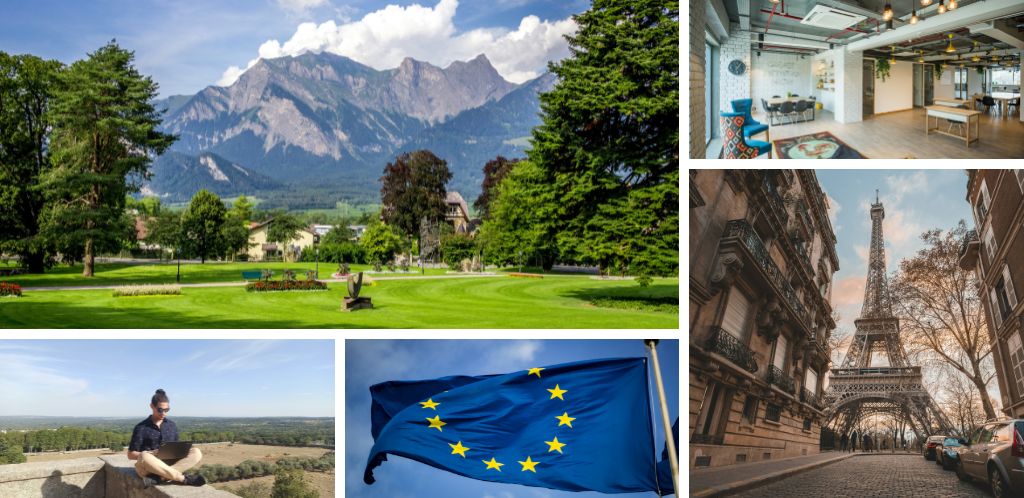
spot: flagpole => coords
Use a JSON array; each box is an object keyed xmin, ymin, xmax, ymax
[{"xmin": 645, "ymin": 339, "xmax": 679, "ymax": 495}]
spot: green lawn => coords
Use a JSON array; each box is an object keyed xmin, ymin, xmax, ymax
[
  {"xmin": 0, "ymin": 276, "xmax": 679, "ymax": 328},
  {"xmin": 0, "ymin": 261, "xmax": 454, "ymax": 288}
]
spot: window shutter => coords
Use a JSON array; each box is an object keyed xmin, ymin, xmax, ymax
[
  {"xmin": 981, "ymin": 179, "xmax": 992, "ymax": 211},
  {"xmin": 805, "ymin": 369, "xmax": 818, "ymax": 392},
  {"xmin": 991, "ymin": 288, "xmax": 1003, "ymax": 328},
  {"xmin": 1004, "ymin": 265, "xmax": 1018, "ymax": 308},
  {"xmin": 773, "ymin": 335, "xmax": 788, "ymax": 370},
  {"xmin": 986, "ymin": 227, "xmax": 997, "ymax": 261},
  {"xmin": 723, "ymin": 289, "xmax": 751, "ymax": 339}
]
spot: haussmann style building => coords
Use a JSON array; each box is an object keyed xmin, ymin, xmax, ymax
[
  {"xmin": 689, "ymin": 169, "xmax": 840, "ymax": 469},
  {"xmin": 959, "ymin": 169, "xmax": 1024, "ymax": 417}
]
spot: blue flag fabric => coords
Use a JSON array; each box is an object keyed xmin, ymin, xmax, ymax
[{"xmin": 364, "ymin": 357, "xmax": 662, "ymax": 493}]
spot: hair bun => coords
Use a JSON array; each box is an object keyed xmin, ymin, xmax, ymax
[{"xmin": 155, "ymin": 389, "xmax": 166, "ymax": 395}]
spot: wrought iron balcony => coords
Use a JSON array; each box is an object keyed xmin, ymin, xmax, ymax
[
  {"xmin": 722, "ymin": 219, "xmax": 809, "ymax": 326},
  {"xmin": 958, "ymin": 229, "xmax": 979, "ymax": 270},
  {"xmin": 761, "ymin": 174, "xmax": 789, "ymax": 226},
  {"xmin": 706, "ymin": 326, "xmax": 758, "ymax": 373},
  {"xmin": 768, "ymin": 365, "xmax": 795, "ymax": 393},
  {"xmin": 801, "ymin": 388, "xmax": 822, "ymax": 409},
  {"xmin": 791, "ymin": 237, "xmax": 810, "ymax": 265},
  {"xmin": 690, "ymin": 433, "xmax": 724, "ymax": 445}
]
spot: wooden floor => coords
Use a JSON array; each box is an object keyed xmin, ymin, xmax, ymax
[{"xmin": 706, "ymin": 107, "xmax": 1024, "ymax": 159}]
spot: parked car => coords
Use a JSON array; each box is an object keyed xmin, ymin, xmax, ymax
[
  {"xmin": 955, "ymin": 419, "xmax": 1024, "ymax": 498},
  {"xmin": 923, "ymin": 435, "xmax": 946, "ymax": 460},
  {"xmin": 935, "ymin": 436, "xmax": 963, "ymax": 470}
]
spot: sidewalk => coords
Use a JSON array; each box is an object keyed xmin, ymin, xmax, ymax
[{"xmin": 690, "ymin": 451, "xmax": 856, "ymax": 497}]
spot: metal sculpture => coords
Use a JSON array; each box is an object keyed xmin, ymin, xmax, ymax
[
  {"xmin": 341, "ymin": 271, "xmax": 373, "ymax": 311},
  {"xmin": 825, "ymin": 196, "xmax": 953, "ymax": 438}
]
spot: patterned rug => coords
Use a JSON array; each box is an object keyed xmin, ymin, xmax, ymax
[{"xmin": 772, "ymin": 131, "xmax": 866, "ymax": 159}]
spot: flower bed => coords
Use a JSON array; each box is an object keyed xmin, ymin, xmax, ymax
[
  {"xmin": 246, "ymin": 280, "xmax": 329, "ymax": 292},
  {"xmin": 112, "ymin": 284, "xmax": 182, "ymax": 297},
  {"xmin": 0, "ymin": 282, "xmax": 22, "ymax": 297},
  {"xmin": 508, "ymin": 272, "xmax": 544, "ymax": 279}
]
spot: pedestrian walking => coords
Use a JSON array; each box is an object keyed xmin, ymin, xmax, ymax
[
  {"xmin": 850, "ymin": 430, "xmax": 858, "ymax": 453},
  {"xmin": 864, "ymin": 434, "xmax": 871, "ymax": 452},
  {"xmin": 840, "ymin": 433, "xmax": 848, "ymax": 452}
]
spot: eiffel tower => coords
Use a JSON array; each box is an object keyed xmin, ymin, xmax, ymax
[{"xmin": 825, "ymin": 193, "xmax": 952, "ymax": 438}]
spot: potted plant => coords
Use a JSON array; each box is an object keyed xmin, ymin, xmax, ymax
[{"xmin": 875, "ymin": 59, "xmax": 891, "ymax": 82}]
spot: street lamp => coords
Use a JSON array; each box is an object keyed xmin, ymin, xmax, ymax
[{"xmin": 313, "ymin": 234, "xmax": 321, "ymax": 279}]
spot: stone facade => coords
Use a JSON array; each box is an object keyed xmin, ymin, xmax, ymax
[
  {"xmin": 959, "ymin": 169, "xmax": 1024, "ymax": 417},
  {"xmin": 0, "ymin": 455, "xmax": 234, "ymax": 498},
  {"xmin": 689, "ymin": 170, "xmax": 840, "ymax": 469}
]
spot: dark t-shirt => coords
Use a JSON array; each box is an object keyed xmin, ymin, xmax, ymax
[{"xmin": 128, "ymin": 416, "xmax": 179, "ymax": 452}]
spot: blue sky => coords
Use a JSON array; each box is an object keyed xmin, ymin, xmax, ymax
[
  {"xmin": 0, "ymin": 0, "xmax": 588, "ymax": 97},
  {"xmin": 0, "ymin": 340, "xmax": 334, "ymax": 417},
  {"xmin": 815, "ymin": 169, "xmax": 974, "ymax": 354},
  {"xmin": 345, "ymin": 339, "xmax": 679, "ymax": 498}
]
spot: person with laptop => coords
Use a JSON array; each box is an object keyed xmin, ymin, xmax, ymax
[{"xmin": 127, "ymin": 389, "xmax": 206, "ymax": 487}]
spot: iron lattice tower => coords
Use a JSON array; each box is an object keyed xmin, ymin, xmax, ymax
[{"xmin": 825, "ymin": 195, "xmax": 953, "ymax": 439}]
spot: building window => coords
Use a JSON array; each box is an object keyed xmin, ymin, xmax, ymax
[
  {"xmin": 976, "ymin": 179, "xmax": 991, "ymax": 224},
  {"xmin": 722, "ymin": 287, "xmax": 752, "ymax": 341},
  {"xmin": 985, "ymin": 227, "xmax": 997, "ymax": 262},
  {"xmin": 803, "ymin": 418, "xmax": 813, "ymax": 431},
  {"xmin": 805, "ymin": 368, "xmax": 819, "ymax": 393},
  {"xmin": 693, "ymin": 381, "xmax": 732, "ymax": 444},
  {"xmin": 742, "ymin": 396, "xmax": 759, "ymax": 425},
  {"xmin": 765, "ymin": 403, "xmax": 782, "ymax": 423},
  {"xmin": 993, "ymin": 265, "xmax": 1018, "ymax": 322},
  {"xmin": 773, "ymin": 334, "xmax": 788, "ymax": 371},
  {"xmin": 1008, "ymin": 333, "xmax": 1024, "ymax": 399}
]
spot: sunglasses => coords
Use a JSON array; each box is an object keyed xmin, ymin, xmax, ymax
[{"xmin": 155, "ymin": 407, "xmax": 170, "ymax": 414}]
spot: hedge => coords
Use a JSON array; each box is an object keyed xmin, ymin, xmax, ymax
[
  {"xmin": 245, "ymin": 280, "xmax": 328, "ymax": 292},
  {"xmin": 300, "ymin": 242, "xmax": 365, "ymax": 264}
]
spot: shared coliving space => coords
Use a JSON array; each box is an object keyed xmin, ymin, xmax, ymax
[{"xmin": 691, "ymin": 0, "xmax": 1024, "ymax": 159}]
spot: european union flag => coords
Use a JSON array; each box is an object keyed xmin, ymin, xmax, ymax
[{"xmin": 364, "ymin": 357, "xmax": 664, "ymax": 494}]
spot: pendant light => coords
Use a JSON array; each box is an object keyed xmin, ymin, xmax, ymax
[
  {"xmin": 971, "ymin": 42, "xmax": 980, "ymax": 62},
  {"xmin": 921, "ymin": 0, "xmax": 931, "ymax": 5},
  {"xmin": 945, "ymin": 34, "xmax": 956, "ymax": 53},
  {"xmin": 910, "ymin": 1, "xmax": 919, "ymax": 24},
  {"xmin": 769, "ymin": 0, "xmax": 781, "ymax": 3},
  {"xmin": 917, "ymin": 51, "xmax": 925, "ymax": 64},
  {"xmin": 889, "ymin": 46, "xmax": 897, "ymax": 65},
  {"xmin": 948, "ymin": 0, "xmax": 957, "ymax": 9},
  {"xmin": 937, "ymin": 0, "xmax": 946, "ymax": 14},
  {"xmin": 883, "ymin": 2, "xmax": 894, "ymax": 21}
]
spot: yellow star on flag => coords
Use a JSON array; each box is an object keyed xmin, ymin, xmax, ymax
[
  {"xmin": 547, "ymin": 384, "xmax": 568, "ymax": 400},
  {"xmin": 555, "ymin": 412, "xmax": 576, "ymax": 428},
  {"xmin": 449, "ymin": 441, "xmax": 470, "ymax": 458},
  {"xmin": 426, "ymin": 415, "xmax": 446, "ymax": 431},
  {"xmin": 483, "ymin": 457, "xmax": 504, "ymax": 471},
  {"xmin": 420, "ymin": 398, "xmax": 440, "ymax": 410},
  {"xmin": 527, "ymin": 367, "xmax": 544, "ymax": 378},
  {"xmin": 545, "ymin": 436, "xmax": 566, "ymax": 454},
  {"xmin": 518, "ymin": 456, "xmax": 539, "ymax": 473}
]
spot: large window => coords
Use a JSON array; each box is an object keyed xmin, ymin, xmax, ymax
[
  {"xmin": 1009, "ymin": 333, "xmax": 1024, "ymax": 398},
  {"xmin": 954, "ymin": 67, "xmax": 969, "ymax": 99},
  {"xmin": 805, "ymin": 368, "xmax": 819, "ymax": 393},
  {"xmin": 773, "ymin": 334, "xmax": 788, "ymax": 370},
  {"xmin": 991, "ymin": 68, "xmax": 1021, "ymax": 88},
  {"xmin": 722, "ymin": 288, "xmax": 752, "ymax": 340},
  {"xmin": 706, "ymin": 41, "xmax": 713, "ymax": 145}
]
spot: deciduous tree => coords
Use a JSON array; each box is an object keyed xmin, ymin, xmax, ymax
[
  {"xmin": 473, "ymin": 156, "xmax": 519, "ymax": 220},
  {"xmin": 360, "ymin": 221, "xmax": 402, "ymax": 270},
  {"xmin": 266, "ymin": 212, "xmax": 306, "ymax": 262},
  {"xmin": 40, "ymin": 41, "xmax": 175, "ymax": 276},
  {"xmin": 380, "ymin": 149, "xmax": 451, "ymax": 262},
  {"xmin": 181, "ymin": 189, "xmax": 226, "ymax": 264},
  {"xmin": 891, "ymin": 221, "xmax": 997, "ymax": 419}
]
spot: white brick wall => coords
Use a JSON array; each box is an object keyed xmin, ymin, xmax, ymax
[
  {"xmin": 689, "ymin": 0, "xmax": 707, "ymax": 159},
  {"xmin": 719, "ymin": 25, "xmax": 752, "ymax": 114},
  {"xmin": 835, "ymin": 47, "xmax": 863, "ymax": 124}
]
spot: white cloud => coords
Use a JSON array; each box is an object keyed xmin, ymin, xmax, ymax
[
  {"xmin": 217, "ymin": 0, "xmax": 576, "ymax": 86},
  {"xmin": 0, "ymin": 348, "xmax": 94, "ymax": 415}
]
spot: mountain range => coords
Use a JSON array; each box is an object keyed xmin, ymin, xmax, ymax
[{"xmin": 151, "ymin": 52, "xmax": 554, "ymax": 206}]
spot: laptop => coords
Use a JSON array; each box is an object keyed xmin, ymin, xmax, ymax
[{"xmin": 154, "ymin": 441, "xmax": 192, "ymax": 461}]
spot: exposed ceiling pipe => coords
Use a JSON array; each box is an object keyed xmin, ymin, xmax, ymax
[
  {"xmin": 765, "ymin": 3, "xmax": 779, "ymax": 34},
  {"xmin": 847, "ymin": 0, "xmax": 1024, "ymax": 52},
  {"xmin": 758, "ymin": 8, "xmax": 870, "ymax": 40}
]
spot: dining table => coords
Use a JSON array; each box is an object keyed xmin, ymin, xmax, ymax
[
  {"xmin": 990, "ymin": 92, "xmax": 1020, "ymax": 116},
  {"xmin": 766, "ymin": 96, "xmax": 816, "ymax": 122}
]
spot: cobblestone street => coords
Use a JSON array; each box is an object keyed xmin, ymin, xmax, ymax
[{"xmin": 731, "ymin": 454, "xmax": 993, "ymax": 497}]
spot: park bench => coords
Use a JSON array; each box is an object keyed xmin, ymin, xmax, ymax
[
  {"xmin": 0, "ymin": 268, "xmax": 26, "ymax": 277},
  {"xmin": 241, "ymin": 270, "xmax": 265, "ymax": 282}
]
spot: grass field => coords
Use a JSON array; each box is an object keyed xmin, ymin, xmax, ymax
[
  {"xmin": 0, "ymin": 261, "xmax": 454, "ymax": 288},
  {"xmin": 0, "ymin": 275, "xmax": 678, "ymax": 328}
]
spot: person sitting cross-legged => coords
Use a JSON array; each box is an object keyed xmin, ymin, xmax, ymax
[{"xmin": 127, "ymin": 389, "xmax": 206, "ymax": 487}]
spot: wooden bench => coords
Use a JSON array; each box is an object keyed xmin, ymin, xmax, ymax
[
  {"xmin": 241, "ymin": 270, "xmax": 265, "ymax": 281},
  {"xmin": 925, "ymin": 105, "xmax": 981, "ymax": 147}
]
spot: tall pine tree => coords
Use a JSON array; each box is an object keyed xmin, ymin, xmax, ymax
[
  {"xmin": 40, "ymin": 41, "xmax": 175, "ymax": 276},
  {"xmin": 528, "ymin": 0, "xmax": 679, "ymax": 277}
]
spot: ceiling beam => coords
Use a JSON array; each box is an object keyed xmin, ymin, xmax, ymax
[
  {"xmin": 706, "ymin": 0, "xmax": 730, "ymax": 42},
  {"xmin": 738, "ymin": 0, "xmax": 750, "ymax": 31},
  {"xmin": 971, "ymin": 19, "xmax": 1024, "ymax": 49},
  {"xmin": 749, "ymin": 25, "xmax": 837, "ymax": 43},
  {"xmin": 846, "ymin": 0, "xmax": 1024, "ymax": 52},
  {"xmin": 921, "ymin": 47, "xmax": 1021, "ymax": 61},
  {"xmin": 761, "ymin": 33, "xmax": 833, "ymax": 50}
]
